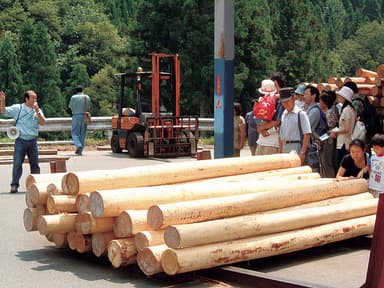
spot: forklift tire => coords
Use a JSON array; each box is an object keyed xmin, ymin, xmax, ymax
[
  {"xmin": 111, "ymin": 134, "xmax": 122, "ymax": 153},
  {"xmin": 127, "ymin": 132, "xmax": 144, "ymax": 157}
]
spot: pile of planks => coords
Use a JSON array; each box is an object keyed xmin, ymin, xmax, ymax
[
  {"xmin": 310, "ymin": 64, "xmax": 384, "ymax": 115},
  {"xmin": 23, "ymin": 152, "xmax": 377, "ymax": 276}
]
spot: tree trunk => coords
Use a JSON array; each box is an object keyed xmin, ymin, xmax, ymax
[
  {"xmin": 161, "ymin": 215, "xmax": 375, "ymax": 275},
  {"xmin": 28, "ymin": 182, "xmax": 49, "ymax": 206},
  {"xmin": 46, "ymin": 194, "xmax": 77, "ymax": 214},
  {"xmin": 52, "ymin": 233, "xmax": 68, "ymax": 248},
  {"xmin": 76, "ymin": 193, "xmax": 90, "ymax": 214},
  {"xmin": 356, "ymin": 68, "xmax": 378, "ymax": 78},
  {"xmin": 25, "ymin": 173, "xmax": 65, "ymax": 189},
  {"xmin": 67, "ymin": 231, "xmax": 92, "ymax": 253},
  {"xmin": 23, "ymin": 206, "xmax": 46, "ymax": 232},
  {"xmin": 63, "ymin": 153, "xmax": 301, "ymax": 194},
  {"xmin": 164, "ymin": 198, "xmax": 377, "ymax": 249},
  {"xmin": 107, "ymin": 238, "xmax": 137, "ymax": 268},
  {"xmin": 147, "ymin": 178, "xmax": 368, "ymax": 229}
]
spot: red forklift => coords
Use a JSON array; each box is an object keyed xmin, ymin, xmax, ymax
[{"xmin": 111, "ymin": 53, "xmax": 199, "ymax": 157}]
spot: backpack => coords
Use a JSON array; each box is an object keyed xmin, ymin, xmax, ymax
[
  {"xmin": 352, "ymin": 95, "xmax": 382, "ymax": 141},
  {"xmin": 253, "ymin": 94, "xmax": 277, "ymax": 121},
  {"xmin": 308, "ymin": 104, "xmax": 328, "ymax": 137}
]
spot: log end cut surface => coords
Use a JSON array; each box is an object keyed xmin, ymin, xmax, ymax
[
  {"xmin": 64, "ymin": 172, "xmax": 79, "ymax": 195},
  {"xmin": 164, "ymin": 226, "xmax": 181, "ymax": 249},
  {"xmin": 137, "ymin": 248, "xmax": 162, "ymax": 276},
  {"xmin": 89, "ymin": 192, "xmax": 104, "ymax": 217},
  {"xmin": 108, "ymin": 241, "xmax": 123, "ymax": 268},
  {"xmin": 147, "ymin": 205, "xmax": 164, "ymax": 230},
  {"xmin": 161, "ymin": 249, "xmax": 179, "ymax": 276}
]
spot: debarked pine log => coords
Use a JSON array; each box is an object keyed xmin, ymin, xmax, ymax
[
  {"xmin": 63, "ymin": 153, "xmax": 301, "ymax": 195},
  {"xmin": 46, "ymin": 194, "xmax": 77, "ymax": 214},
  {"xmin": 135, "ymin": 230, "xmax": 165, "ymax": 252},
  {"xmin": 137, "ymin": 245, "xmax": 168, "ymax": 276},
  {"xmin": 23, "ymin": 206, "xmax": 46, "ymax": 232},
  {"xmin": 91, "ymin": 232, "xmax": 115, "ymax": 257},
  {"xmin": 113, "ymin": 210, "xmax": 150, "ymax": 238},
  {"xmin": 147, "ymin": 178, "xmax": 368, "ymax": 229},
  {"xmin": 107, "ymin": 238, "xmax": 137, "ymax": 268},
  {"xmin": 90, "ymin": 178, "xmax": 332, "ymax": 218},
  {"xmin": 161, "ymin": 215, "xmax": 375, "ymax": 275},
  {"xmin": 74, "ymin": 213, "xmax": 114, "ymax": 234},
  {"xmin": 76, "ymin": 193, "xmax": 90, "ymax": 214},
  {"xmin": 25, "ymin": 173, "xmax": 66, "ymax": 190},
  {"xmin": 37, "ymin": 213, "xmax": 77, "ymax": 235},
  {"xmin": 67, "ymin": 231, "xmax": 92, "ymax": 253},
  {"xmin": 164, "ymin": 198, "xmax": 377, "ymax": 249},
  {"xmin": 28, "ymin": 182, "xmax": 50, "ymax": 206}
]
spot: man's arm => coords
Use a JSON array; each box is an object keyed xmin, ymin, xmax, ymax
[{"xmin": 300, "ymin": 133, "xmax": 311, "ymax": 164}]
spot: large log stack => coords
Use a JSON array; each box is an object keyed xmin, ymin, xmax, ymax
[
  {"xmin": 23, "ymin": 153, "xmax": 377, "ymax": 277},
  {"xmin": 318, "ymin": 65, "xmax": 384, "ymax": 118}
]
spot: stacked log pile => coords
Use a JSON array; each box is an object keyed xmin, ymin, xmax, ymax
[
  {"xmin": 23, "ymin": 153, "xmax": 377, "ymax": 277},
  {"xmin": 316, "ymin": 64, "xmax": 384, "ymax": 117}
]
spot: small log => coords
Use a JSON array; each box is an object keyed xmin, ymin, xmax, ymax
[
  {"xmin": 63, "ymin": 153, "xmax": 301, "ymax": 194},
  {"xmin": 46, "ymin": 194, "xmax": 77, "ymax": 214},
  {"xmin": 344, "ymin": 77, "xmax": 369, "ymax": 84},
  {"xmin": 91, "ymin": 232, "xmax": 115, "ymax": 257},
  {"xmin": 23, "ymin": 206, "xmax": 46, "ymax": 232},
  {"xmin": 147, "ymin": 178, "xmax": 368, "ymax": 229},
  {"xmin": 356, "ymin": 84, "xmax": 377, "ymax": 96},
  {"xmin": 66, "ymin": 231, "xmax": 92, "ymax": 253},
  {"xmin": 28, "ymin": 182, "xmax": 49, "ymax": 206},
  {"xmin": 25, "ymin": 188, "xmax": 34, "ymax": 208},
  {"xmin": 135, "ymin": 230, "xmax": 165, "ymax": 252},
  {"xmin": 113, "ymin": 210, "xmax": 150, "ymax": 238},
  {"xmin": 74, "ymin": 213, "xmax": 114, "ymax": 234},
  {"xmin": 137, "ymin": 245, "xmax": 168, "ymax": 276},
  {"xmin": 356, "ymin": 68, "xmax": 378, "ymax": 78},
  {"xmin": 52, "ymin": 233, "xmax": 68, "ymax": 248},
  {"xmin": 164, "ymin": 198, "xmax": 377, "ymax": 249},
  {"xmin": 161, "ymin": 215, "xmax": 375, "ymax": 275},
  {"xmin": 107, "ymin": 238, "xmax": 137, "ymax": 268},
  {"xmin": 37, "ymin": 213, "xmax": 77, "ymax": 235},
  {"xmin": 45, "ymin": 233, "xmax": 55, "ymax": 243},
  {"xmin": 76, "ymin": 193, "xmax": 90, "ymax": 214}
]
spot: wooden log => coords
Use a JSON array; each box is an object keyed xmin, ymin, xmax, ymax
[
  {"xmin": 47, "ymin": 182, "xmax": 63, "ymax": 195},
  {"xmin": 376, "ymin": 64, "xmax": 384, "ymax": 78},
  {"xmin": 74, "ymin": 213, "xmax": 114, "ymax": 234},
  {"xmin": 356, "ymin": 84, "xmax": 377, "ymax": 96},
  {"xmin": 45, "ymin": 233, "xmax": 55, "ymax": 243},
  {"xmin": 344, "ymin": 77, "xmax": 370, "ymax": 84},
  {"xmin": 374, "ymin": 77, "xmax": 384, "ymax": 87},
  {"xmin": 46, "ymin": 194, "xmax": 77, "ymax": 214},
  {"xmin": 335, "ymin": 77, "xmax": 347, "ymax": 87},
  {"xmin": 137, "ymin": 245, "xmax": 168, "ymax": 276},
  {"xmin": 90, "ymin": 177, "xmax": 328, "ymax": 218},
  {"xmin": 164, "ymin": 198, "xmax": 377, "ymax": 249},
  {"xmin": 66, "ymin": 231, "xmax": 92, "ymax": 253},
  {"xmin": 147, "ymin": 178, "xmax": 368, "ymax": 229},
  {"xmin": 52, "ymin": 233, "xmax": 68, "ymax": 248},
  {"xmin": 28, "ymin": 182, "xmax": 49, "ymax": 206},
  {"xmin": 37, "ymin": 213, "xmax": 77, "ymax": 235},
  {"xmin": 161, "ymin": 215, "xmax": 375, "ymax": 275},
  {"xmin": 76, "ymin": 193, "xmax": 90, "ymax": 214},
  {"xmin": 135, "ymin": 230, "xmax": 165, "ymax": 252},
  {"xmin": 25, "ymin": 189, "xmax": 35, "ymax": 208},
  {"xmin": 113, "ymin": 210, "xmax": 150, "ymax": 238},
  {"xmin": 356, "ymin": 68, "xmax": 378, "ymax": 78},
  {"xmin": 63, "ymin": 153, "xmax": 301, "ymax": 195},
  {"xmin": 91, "ymin": 232, "xmax": 115, "ymax": 257},
  {"xmin": 23, "ymin": 206, "xmax": 46, "ymax": 232},
  {"xmin": 107, "ymin": 238, "xmax": 137, "ymax": 268},
  {"xmin": 25, "ymin": 173, "xmax": 66, "ymax": 189}
]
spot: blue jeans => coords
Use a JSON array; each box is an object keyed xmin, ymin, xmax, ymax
[
  {"xmin": 12, "ymin": 138, "xmax": 40, "ymax": 188},
  {"xmin": 71, "ymin": 114, "xmax": 87, "ymax": 153}
]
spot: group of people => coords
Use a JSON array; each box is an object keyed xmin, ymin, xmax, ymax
[
  {"xmin": 0, "ymin": 86, "xmax": 90, "ymax": 193},
  {"xmin": 235, "ymin": 72, "xmax": 384, "ymax": 197}
]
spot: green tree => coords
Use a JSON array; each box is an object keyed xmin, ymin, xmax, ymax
[{"xmin": 0, "ymin": 33, "xmax": 23, "ymax": 104}]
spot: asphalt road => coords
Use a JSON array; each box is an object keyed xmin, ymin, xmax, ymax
[{"xmin": 0, "ymin": 147, "xmax": 373, "ymax": 288}]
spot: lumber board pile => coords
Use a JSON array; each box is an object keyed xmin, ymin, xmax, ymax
[{"xmin": 23, "ymin": 152, "xmax": 377, "ymax": 277}]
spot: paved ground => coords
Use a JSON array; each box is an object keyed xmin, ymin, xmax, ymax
[{"xmin": 0, "ymin": 147, "xmax": 373, "ymax": 288}]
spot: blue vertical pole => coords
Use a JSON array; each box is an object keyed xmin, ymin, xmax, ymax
[{"xmin": 214, "ymin": 0, "xmax": 234, "ymax": 158}]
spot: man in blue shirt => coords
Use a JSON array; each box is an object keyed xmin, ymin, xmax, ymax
[
  {"xmin": 68, "ymin": 85, "xmax": 90, "ymax": 155},
  {"xmin": 0, "ymin": 90, "xmax": 45, "ymax": 193}
]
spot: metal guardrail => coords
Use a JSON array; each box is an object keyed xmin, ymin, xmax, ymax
[{"xmin": 0, "ymin": 117, "xmax": 214, "ymax": 133}]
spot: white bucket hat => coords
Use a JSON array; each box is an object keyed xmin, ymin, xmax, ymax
[
  {"xmin": 258, "ymin": 79, "xmax": 277, "ymax": 95},
  {"xmin": 337, "ymin": 86, "xmax": 354, "ymax": 103}
]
